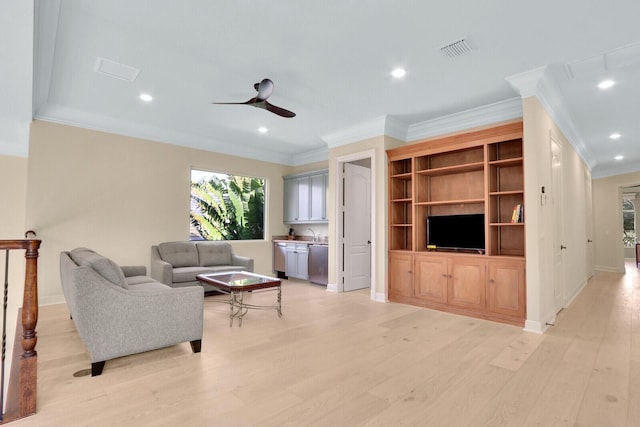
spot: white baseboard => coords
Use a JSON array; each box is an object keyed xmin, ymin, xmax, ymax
[
  {"xmin": 372, "ymin": 292, "xmax": 386, "ymax": 302},
  {"xmin": 594, "ymin": 265, "xmax": 624, "ymax": 273},
  {"xmin": 326, "ymin": 283, "xmax": 339, "ymax": 293},
  {"xmin": 524, "ymin": 317, "xmax": 553, "ymax": 334},
  {"xmin": 39, "ymin": 294, "xmax": 66, "ymax": 306}
]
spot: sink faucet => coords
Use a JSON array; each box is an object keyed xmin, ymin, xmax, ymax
[{"xmin": 306, "ymin": 228, "xmax": 317, "ymax": 242}]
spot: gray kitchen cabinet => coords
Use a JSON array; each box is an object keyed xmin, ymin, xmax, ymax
[
  {"xmin": 285, "ymin": 243, "xmax": 309, "ymax": 280},
  {"xmin": 283, "ymin": 170, "xmax": 327, "ymax": 224}
]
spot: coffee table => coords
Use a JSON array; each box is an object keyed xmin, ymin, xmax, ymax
[{"xmin": 196, "ymin": 271, "xmax": 282, "ymax": 327}]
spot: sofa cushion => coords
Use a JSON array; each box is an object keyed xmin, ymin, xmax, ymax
[
  {"xmin": 206, "ymin": 265, "xmax": 249, "ymax": 273},
  {"xmin": 196, "ymin": 242, "xmax": 232, "ymax": 266},
  {"xmin": 158, "ymin": 242, "xmax": 199, "ymax": 268},
  {"xmin": 69, "ymin": 247, "xmax": 127, "ymax": 289},
  {"xmin": 125, "ymin": 276, "xmax": 161, "ymax": 287},
  {"xmin": 172, "ymin": 266, "xmax": 219, "ymax": 283},
  {"xmin": 128, "ymin": 281, "xmax": 172, "ymax": 292}
]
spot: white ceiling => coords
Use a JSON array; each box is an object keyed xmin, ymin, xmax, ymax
[{"xmin": 26, "ymin": 1, "xmax": 640, "ymax": 177}]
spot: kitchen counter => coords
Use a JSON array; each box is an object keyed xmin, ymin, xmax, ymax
[{"xmin": 272, "ymin": 236, "xmax": 328, "ymax": 245}]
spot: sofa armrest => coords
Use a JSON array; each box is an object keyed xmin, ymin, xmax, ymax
[
  {"xmin": 150, "ymin": 245, "xmax": 174, "ymax": 285},
  {"xmin": 71, "ymin": 267, "xmax": 203, "ymax": 363},
  {"xmin": 232, "ymin": 254, "xmax": 254, "ymax": 272},
  {"xmin": 120, "ymin": 265, "xmax": 147, "ymax": 277}
]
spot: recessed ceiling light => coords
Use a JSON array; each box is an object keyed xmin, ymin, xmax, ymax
[
  {"xmin": 391, "ymin": 68, "xmax": 406, "ymax": 78},
  {"xmin": 615, "ymin": 155, "xmax": 624, "ymax": 160},
  {"xmin": 609, "ymin": 133, "xmax": 622, "ymax": 140},
  {"xmin": 139, "ymin": 93, "xmax": 153, "ymax": 102},
  {"xmin": 258, "ymin": 127, "xmax": 268, "ymax": 134},
  {"xmin": 598, "ymin": 79, "xmax": 615, "ymax": 89}
]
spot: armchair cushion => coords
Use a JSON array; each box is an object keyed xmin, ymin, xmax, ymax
[{"xmin": 69, "ymin": 247, "xmax": 127, "ymax": 289}]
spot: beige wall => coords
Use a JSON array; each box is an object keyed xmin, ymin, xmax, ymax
[
  {"xmin": 593, "ymin": 171, "xmax": 640, "ymax": 272},
  {"xmin": 522, "ymin": 97, "xmax": 593, "ymax": 331},
  {"xmin": 26, "ymin": 121, "xmax": 295, "ymax": 303}
]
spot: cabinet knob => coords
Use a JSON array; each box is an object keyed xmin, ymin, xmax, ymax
[
  {"xmin": 489, "ymin": 279, "xmax": 495, "ymax": 283},
  {"xmin": 442, "ymin": 274, "xmax": 447, "ymax": 278}
]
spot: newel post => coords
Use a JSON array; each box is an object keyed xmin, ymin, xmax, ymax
[{"xmin": 19, "ymin": 239, "xmax": 40, "ymax": 416}]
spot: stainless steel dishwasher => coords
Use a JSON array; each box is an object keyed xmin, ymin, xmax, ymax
[
  {"xmin": 273, "ymin": 242, "xmax": 287, "ymax": 278},
  {"xmin": 308, "ymin": 244, "xmax": 328, "ymax": 285}
]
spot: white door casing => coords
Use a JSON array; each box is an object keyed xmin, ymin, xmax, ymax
[{"xmin": 550, "ymin": 135, "xmax": 565, "ymax": 313}]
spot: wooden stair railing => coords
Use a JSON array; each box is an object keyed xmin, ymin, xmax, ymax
[{"xmin": 0, "ymin": 232, "xmax": 41, "ymax": 423}]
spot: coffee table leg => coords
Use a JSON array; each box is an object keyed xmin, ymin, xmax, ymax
[
  {"xmin": 277, "ymin": 285, "xmax": 282, "ymax": 317},
  {"xmin": 229, "ymin": 292, "xmax": 234, "ymax": 327},
  {"xmin": 240, "ymin": 291, "xmax": 247, "ymax": 327}
]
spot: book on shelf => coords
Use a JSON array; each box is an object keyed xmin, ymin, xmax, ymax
[{"xmin": 511, "ymin": 204, "xmax": 524, "ymax": 223}]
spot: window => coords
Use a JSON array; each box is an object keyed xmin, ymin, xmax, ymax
[
  {"xmin": 623, "ymin": 196, "xmax": 636, "ymax": 247},
  {"xmin": 190, "ymin": 170, "xmax": 265, "ymax": 241}
]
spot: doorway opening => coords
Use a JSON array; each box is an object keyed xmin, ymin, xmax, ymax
[{"xmin": 334, "ymin": 149, "xmax": 376, "ymax": 300}]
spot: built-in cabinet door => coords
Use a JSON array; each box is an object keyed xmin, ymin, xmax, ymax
[
  {"xmin": 285, "ymin": 244, "xmax": 309, "ymax": 280},
  {"xmin": 388, "ymin": 252, "xmax": 413, "ymax": 299},
  {"xmin": 283, "ymin": 179, "xmax": 299, "ymax": 222},
  {"xmin": 310, "ymin": 173, "xmax": 327, "ymax": 221},
  {"xmin": 486, "ymin": 259, "xmax": 525, "ymax": 319},
  {"xmin": 447, "ymin": 257, "xmax": 486, "ymax": 311},
  {"xmin": 414, "ymin": 254, "xmax": 447, "ymax": 303},
  {"xmin": 297, "ymin": 177, "xmax": 310, "ymax": 221},
  {"xmin": 283, "ymin": 170, "xmax": 328, "ymax": 224},
  {"xmin": 295, "ymin": 244, "xmax": 309, "ymax": 280}
]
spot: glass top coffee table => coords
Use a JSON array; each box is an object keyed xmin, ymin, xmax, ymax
[{"xmin": 196, "ymin": 271, "xmax": 282, "ymax": 327}]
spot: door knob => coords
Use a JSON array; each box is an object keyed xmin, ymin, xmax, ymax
[{"xmin": 560, "ymin": 245, "xmax": 567, "ymax": 250}]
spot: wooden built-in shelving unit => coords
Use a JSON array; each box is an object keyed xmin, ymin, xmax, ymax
[{"xmin": 387, "ymin": 122, "xmax": 526, "ymax": 326}]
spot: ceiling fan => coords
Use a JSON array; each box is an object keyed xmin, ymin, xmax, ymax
[{"xmin": 212, "ymin": 78, "xmax": 296, "ymax": 118}]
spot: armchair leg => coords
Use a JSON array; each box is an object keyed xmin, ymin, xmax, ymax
[
  {"xmin": 190, "ymin": 340, "xmax": 202, "ymax": 353},
  {"xmin": 91, "ymin": 361, "xmax": 106, "ymax": 376}
]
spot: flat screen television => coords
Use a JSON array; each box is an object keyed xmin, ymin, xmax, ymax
[{"xmin": 427, "ymin": 213, "xmax": 485, "ymax": 253}]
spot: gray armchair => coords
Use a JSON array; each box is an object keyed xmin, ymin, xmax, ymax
[{"xmin": 60, "ymin": 248, "xmax": 204, "ymax": 376}]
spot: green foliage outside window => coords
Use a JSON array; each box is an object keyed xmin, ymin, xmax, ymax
[
  {"xmin": 190, "ymin": 171, "xmax": 265, "ymax": 240},
  {"xmin": 623, "ymin": 198, "xmax": 636, "ymax": 247}
]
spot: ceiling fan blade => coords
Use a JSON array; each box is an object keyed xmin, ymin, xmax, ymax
[
  {"xmin": 212, "ymin": 97, "xmax": 258, "ymax": 105},
  {"xmin": 264, "ymin": 100, "xmax": 296, "ymax": 118}
]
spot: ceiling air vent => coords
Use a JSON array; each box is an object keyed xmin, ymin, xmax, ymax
[
  {"xmin": 440, "ymin": 38, "xmax": 474, "ymax": 58},
  {"xmin": 94, "ymin": 57, "xmax": 140, "ymax": 82}
]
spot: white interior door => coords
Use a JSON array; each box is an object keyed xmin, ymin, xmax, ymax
[
  {"xmin": 551, "ymin": 137, "xmax": 566, "ymax": 312},
  {"xmin": 343, "ymin": 162, "xmax": 371, "ymax": 291},
  {"xmin": 584, "ymin": 171, "xmax": 594, "ymax": 279}
]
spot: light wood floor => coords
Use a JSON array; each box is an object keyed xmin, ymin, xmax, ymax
[{"xmin": 10, "ymin": 262, "xmax": 640, "ymax": 427}]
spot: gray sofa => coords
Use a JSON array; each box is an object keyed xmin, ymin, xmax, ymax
[
  {"xmin": 151, "ymin": 241, "xmax": 254, "ymax": 292},
  {"xmin": 60, "ymin": 248, "xmax": 204, "ymax": 376}
]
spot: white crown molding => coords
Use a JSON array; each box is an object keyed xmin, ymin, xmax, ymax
[
  {"xmin": 323, "ymin": 116, "xmax": 387, "ymax": 148},
  {"xmin": 292, "ymin": 147, "xmax": 329, "ymax": 166},
  {"xmin": 592, "ymin": 159, "xmax": 640, "ymax": 179},
  {"xmin": 535, "ymin": 72, "xmax": 596, "ymax": 169},
  {"xmin": 406, "ymin": 98, "xmax": 523, "ymax": 142},
  {"xmin": 34, "ymin": 103, "xmax": 295, "ymax": 165},
  {"xmin": 384, "ymin": 116, "xmax": 408, "ymax": 141},
  {"xmin": 505, "ymin": 66, "xmax": 547, "ymax": 98},
  {"xmin": 0, "ymin": 137, "xmax": 29, "ymax": 158}
]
